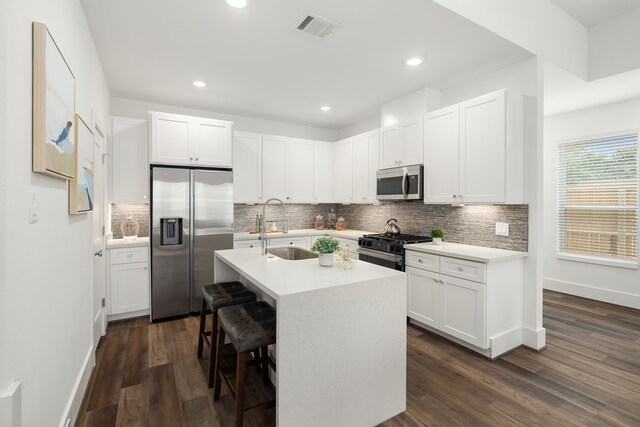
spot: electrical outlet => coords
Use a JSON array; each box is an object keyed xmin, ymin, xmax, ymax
[{"xmin": 495, "ymin": 222, "xmax": 509, "ymax": 237}]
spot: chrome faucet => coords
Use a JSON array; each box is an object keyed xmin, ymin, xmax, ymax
[{"xmin": 260, "ymin": 198, "xmax": 288, "ymax": 255}]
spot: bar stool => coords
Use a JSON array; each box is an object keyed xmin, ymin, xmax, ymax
[
  {"xmin": 197, "ymin": 281, "xmax": 257, "ymax": 388},
  {"xmin": 213, "ymin": 301, "xmax": 277, "ymax": 427}
]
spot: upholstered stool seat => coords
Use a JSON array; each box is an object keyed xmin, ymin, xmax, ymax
[
  {"xmin": 214, "ymin": 301, "xmax": 277, "ymax": 427},
  {"xmin": 197, "ymin": 281, "xmax": 257, "ymax": 388}
]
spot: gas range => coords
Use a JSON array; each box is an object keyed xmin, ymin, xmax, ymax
[
  {"xmin": 358, "ymin": 233, "xmax": 432, "ymax": 271},
  {"xmin": 358, "ymin": 233, "xmax": 433, "ymax": 253}
]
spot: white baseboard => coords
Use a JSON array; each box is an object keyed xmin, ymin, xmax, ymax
[
  {"xmin": 522, "ymin": 326, "xmax": 546, "ymax": 350},
  {"xmin": 0, "ymin": 382, "xmax": 22, "ymax": 427},
  {"xmin": 108, "ymin": 308, "xmax": 150, "ymax": 322},
  {"xmin": 489, "ymin": 327, "xmax": 523, "ymax": 358},
  {"xmin": 58, "ymin": 346, "xmax": 95, "ymax": 427},
  {"xmin": 544, "ymin": 278, "xmax": 640, "ymax": 310}
]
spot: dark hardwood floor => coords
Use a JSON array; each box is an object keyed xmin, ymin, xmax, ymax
[{"xmin": 76, "ymin": 291, "xmax": 640, "ymax": 426}]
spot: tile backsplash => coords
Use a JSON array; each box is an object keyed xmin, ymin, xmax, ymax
[
  {"xmin": 111, "ymin": 202, "xmax": 528, "ymax": 252},
  {"xmin": 111, "ymin": 204, "xmax": 150, "ymax": 238}
]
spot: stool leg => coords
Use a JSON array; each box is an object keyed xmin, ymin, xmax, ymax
[
  {"xmin": 234, "ymin": 352, "xmax": 248, "ymax": 427},
  {"xmin": 213, "ymin": 323, "xmax": 226, "ymax": 401},
  {"xmin": 208, "ymin": 311, "xmax": 219, "ymax": 388},
  {"xmin": 197, "ymin": 298, "xmax": 207, "ymax": 358},
  {"xmin": 261, "ymin": 346, "xmax": 270, "ymax": 385}
]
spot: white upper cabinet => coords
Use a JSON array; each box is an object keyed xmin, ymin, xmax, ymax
[
  {"xmin": 379, "ymin": 117, "xmax": 424, "ymax": 169},
  {"xmin": 287, "ymin": 138, "xmax": 314, "ymax": 203},
  {"xmin": 111, "ymin": 116, "xmax": 149, "ymax": 204},
  {"xmin": 423, "ymin": 89, "xmax": 522, "ymax": 204},
  {"xmin": 353, "ymin": 130, "xmax": 380, "ymax": 203},
  {"xmin": 424, "ymin": 105, "xmax": 459, "ymax": 204},
  {"xmin": 261, "ymin": 135, "xmax": 314, "ymax": 203},
  {"xmin": 150, "ymin": 111, "xmax": 232, "ymax": 167},
  {"xmin": 334, "ymin": 137, "xmax": 354, "ymax": 203},
  {"xmin": 313, "ymin": 141, "xmax": 334, "ymax": 203},
  {"xmin": 233, "ymin": 132, "xmax": 262, "ymax": 204},
  {"xmin": 262, "ymin": 135, "xmax": 289, "ymax": 201}
]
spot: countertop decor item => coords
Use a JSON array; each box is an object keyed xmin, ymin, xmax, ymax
[
  {"xmin": 310, "ymin": 236, "xmax": 341, "ymax": 267},
  {"xmin": 336, "ymin": 250, "xmax": 356, "ymax": 270},
  {"xmin": 431, "ymin": 228, "xmax": 444, "ymax": 245},
  {"xmin": 384, "ymin": 218, "xmax": 401, "ymax": 235},
  {"xmin": 121, "ymin": 215, "xmax": 139, "ymax": 240},
  {"xmin": 326, "ymin": 208, "xmax": 337, "ymax": 230},
  {"xmin": 314, "ymin": 214, "xmax": 324, "ymax": 230},
  {"xmin": 336, "ymin": 216, "xmax": 347, "ymax": 231}
]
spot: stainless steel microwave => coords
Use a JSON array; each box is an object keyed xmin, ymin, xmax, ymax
[{"xmin": 376, "ymin": 165, "xmax": 423, "ymax": 201}]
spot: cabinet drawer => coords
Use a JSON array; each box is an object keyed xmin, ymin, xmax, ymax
[
  {"xmin": 440, "ymin": 256, "xmax": 486, "ymax": 283},
  {"xmin": 405, "ymin": 251, "xmax": 439, "ymax": 272},
  {"xmin": 234, "ymin": 239, "xmax": 261, "ymax": 249},
  {"xmin": 269, "ymin": 236, "xmax": 311, "ymax": 247},
  {"xmin": 110, "ymin": 247, "xmax": 149, "ymax": 265},
  {"xmin": 335, "ymin": 237, "xmax": 358, "ymax": 253}
]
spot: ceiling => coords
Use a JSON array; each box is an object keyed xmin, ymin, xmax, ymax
[
  {"xmin": 80, "ymin": 0, "xmax": 531, "ymax": 129},
  {"xmin": 544, "ymin": 61, "xmax": 640, "ymax": 116},
  {"xmin": 549, "ymin": 0, "xmax": 640, "ymax": 27}
]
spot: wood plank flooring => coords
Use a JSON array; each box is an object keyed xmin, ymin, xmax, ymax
[{"xmin": 76, "ymin": 291, "xmax": 640, "ymax": 426}]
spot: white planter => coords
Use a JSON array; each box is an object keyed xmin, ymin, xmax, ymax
[
  {"xmin": 432, "ymin": 237, "xmax": 442, "ymax": 245},
  {"xmin": 319, "ymin": 253, "xmax": 334, "ymax": 267}
]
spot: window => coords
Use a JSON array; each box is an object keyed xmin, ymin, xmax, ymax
[{"xmin": 557, "ymin": 131, "xmax": 638, "ymax": 266}]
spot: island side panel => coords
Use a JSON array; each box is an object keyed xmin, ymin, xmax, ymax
[{"xmin": 276, "ymin": 274, "xmax": 407, "ymax": 427}]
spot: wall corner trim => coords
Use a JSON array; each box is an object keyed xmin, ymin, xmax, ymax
[
  {"xmin": 0, "ymin": 382, "xmax": 22, "ymax": 427},
  {"xmin": 58, "ymin": 346, "xmax": 95, "ymax": 427},
  {"xmin": 522, "ymin": 326, "xmax": 546, "ymax": 350}
]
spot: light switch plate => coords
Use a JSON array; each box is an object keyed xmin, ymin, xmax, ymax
[
  {"xmin": 495, "ymin": 222, "xmax": 509, "ymax": 237},
  {"xmin": 29, "ymin": 191, "xmax": 38, "ymax": 223}
]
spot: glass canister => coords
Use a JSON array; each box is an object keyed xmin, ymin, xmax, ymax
[
  {"xmin": 121, "ymin": 215, "xmax": 139, "ymax": 240},
  {"xmin": 314, "ymin": 214, "xmax": 325, "ymax": 230},
  {"xmin": 326, "ymin": 208, "xmax": 337, "ymax": 230},
  {"xmin": 336, "ymin": 216, "xmax": 347, "ymax": 231}
]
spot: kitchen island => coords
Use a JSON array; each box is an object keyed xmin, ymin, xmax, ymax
[{"xmin": 214, "ymin": 247, "xmax": 407, "ymax": 427}]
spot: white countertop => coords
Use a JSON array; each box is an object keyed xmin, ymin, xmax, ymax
[
  {"xmin": 233, "ymin": 228, "xmax": 373, "ymax": 241},
  {"xmin": 215, "ymin": 247, "xmax": 404, "ymax": 299},
  {"xmin": 405, "ymin": 241, "xmax": 527, "ymax": 263},
  {"xmin": 106, "ymin": 237, "xmax": 149, "ymax": 248}
]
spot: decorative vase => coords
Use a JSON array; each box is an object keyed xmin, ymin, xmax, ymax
[
  {"xmin": 433, "ymin": 237, "xmax": 442, "ymax": 245},
  {"xmin": 121, "ymin": 215, "xmax": 139, "ymax": 240},
  {"xmin": 319, "ymin": 252, "xmax": 334, "ymax": 267}
]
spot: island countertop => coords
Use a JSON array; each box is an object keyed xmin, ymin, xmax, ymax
[
  {"xmin": 215, "ymin": 247, "xmax": 405, "ymax": 300},
  {"xmin": 404, "ymin": 241, "xmax": 528, "ymax": 263}
]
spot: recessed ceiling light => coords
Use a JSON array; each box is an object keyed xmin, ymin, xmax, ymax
[
  {"xmin": 406, "ymin": 57, "xmax": 423, "ymax": 67},
  {"xmin": 193, "ymin": 81, "xmax": 207, "ymax": 88},
  {"xmin": 320, "ymin": 106, "xmax": 331, "ymax": 111},
  {"xmin": 226, "ymin": 0, "xmax": 247, "ymax": 8}
]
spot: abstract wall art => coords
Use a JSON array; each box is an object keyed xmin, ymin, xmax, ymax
[
  {"xmin": 69, "ymin": 114, "xmax": 94, "ymax": 214},
  {"xmin": 32, "ymin": 22, "xmax": 76, "ymax": 180}
]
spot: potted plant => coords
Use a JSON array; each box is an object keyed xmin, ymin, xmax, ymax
[
  {"xmin": 311, "ymin": 237, "xmax": 341, "ymax": 267},
  {"xmin": 431, "ymin": 228, "xmax": 444, "ymax": 245}
]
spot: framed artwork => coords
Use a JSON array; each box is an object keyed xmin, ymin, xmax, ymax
[
  {"xmin": 69, "ymin": 114, "xmax": 94, "ymax": 214},
  {"xmin": 32, "ymin": 22, "xmax": 76, "ymax": 180}
]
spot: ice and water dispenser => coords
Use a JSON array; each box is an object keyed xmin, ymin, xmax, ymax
[{"xmin": 160, "ymin": 218, "xmax": 183, "ymax": 246}]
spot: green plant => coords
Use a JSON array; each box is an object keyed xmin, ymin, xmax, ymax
[
  {"xmin": 311, "ymin": 237, "xmax": 341, "ymax": 254},
  {"xmin": 430, "ymin": 228, "xmax": 444, "ymax": 239}
]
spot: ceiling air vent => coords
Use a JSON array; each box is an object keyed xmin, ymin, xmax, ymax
[{"xmin": 296, "ymin": 13, "xmax": 340, "ymax": 38}]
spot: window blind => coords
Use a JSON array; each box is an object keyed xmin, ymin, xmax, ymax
[{"xmin": 557, "ymin": 132, "xmax": 638, "ymax": 261}]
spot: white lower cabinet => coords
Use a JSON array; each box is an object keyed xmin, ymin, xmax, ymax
[
  {"xmin": 406, "ymin": 249, "xmax": 521, "ymax": 358},
  {"xmin": 108, "ymin": 246, "xmax": 150, "ymax": 318}
]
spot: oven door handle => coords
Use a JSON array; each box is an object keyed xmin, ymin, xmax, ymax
[
  {"xmin": 402, "ymin": 171, "xmax": 408, "ymax": 199},
  {"xmin": 358, "ymin": 248, "xmax": 403, "ymax": 263}
]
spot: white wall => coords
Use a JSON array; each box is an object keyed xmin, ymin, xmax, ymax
[
  {"xmin": 440, "ymin": 57, "xmax": 546, "ymax": 349},
  {"xmin": 544, "ymin": 98, "xmax": 640, "ymax": 309},
  {"xmin": 111, "ymin": 96, "xmax": 338, "ymax": 142},
  {"xmin": 0, "ymin": 1, "xmax": 110, "ymax": 427},
  {"xmin": 589, "ymin": 8, "xmax": 640, "ymax": 81},
  {"xmin": 432, "ymin": 0, "xmax": 588, "ymax": 80}
]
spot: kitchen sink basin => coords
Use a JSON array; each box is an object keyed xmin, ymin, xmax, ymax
[{"xmin": 267, "ymin": 247, "xmax": 318, "ymax": 260}]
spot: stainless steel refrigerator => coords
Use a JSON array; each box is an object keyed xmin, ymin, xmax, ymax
[{"xmin": 150, "ymin": 167, "xmax": 234, "ymax": 321}]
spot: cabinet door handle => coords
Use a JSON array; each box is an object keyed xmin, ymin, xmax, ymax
[
  {"xmin": 190, "ymin": 157, "xmax": 194, "ymax": 161},
  {"xmin": 453, "ymin": 194, "xmax": 457, "ymax": 199},
  {"xmin": 439, "ymin": 280, "xmax": 444, "ymax": 284},
  {"xmin": 433, "ymin": 278, "xmax": 438, "ymax": 283},
  {"xmin": 418, "ymin": 259, "xmax": 423, "ymax": 263},
  {"xmin": 94, "ymin": 250, "xmax": 103, "ymax": 257},
  {"xmin": 195, "ymin": 157, "xmax": 199, "ymax": 161},
  {"xmin": 457, "ymin": 266, "xmax": 463, "ymax": 272}
]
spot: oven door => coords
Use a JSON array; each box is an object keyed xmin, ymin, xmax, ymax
[{"xmin": 358, "ymin": 248, "xmax": 404, "ymax": 271}]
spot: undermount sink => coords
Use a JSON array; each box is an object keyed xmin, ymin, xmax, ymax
[{"xmin": 267, "ymin": 247, "xmax": 318, "ymax": 260}]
